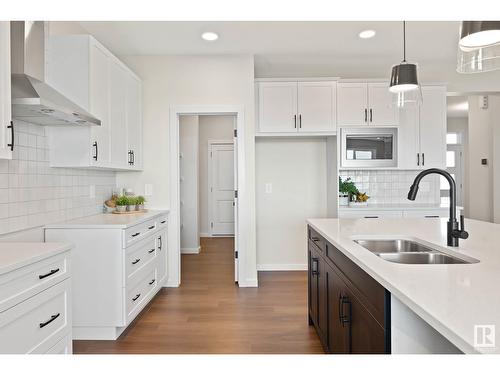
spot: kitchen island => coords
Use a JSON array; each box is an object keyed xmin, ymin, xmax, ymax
[{"xmin": 307, "ymin": 217, "xmax": 499, "ymax": 354}]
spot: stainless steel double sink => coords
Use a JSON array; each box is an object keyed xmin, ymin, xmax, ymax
[{"xmin": 353, "ymin": 239, "xmax": 479, "ymax": 264}]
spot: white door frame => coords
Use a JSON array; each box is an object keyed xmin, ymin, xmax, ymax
[
  {"xmin": 169, "ymin": 105, "xmax": 249, "ymax": 287},
  {"xmin": 208, "ymin": 140, "xmax": 235, "ymax": 237}
]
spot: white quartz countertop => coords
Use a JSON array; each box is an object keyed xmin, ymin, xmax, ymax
[
  {"xmin": 306, "ymin": 217, "xmax": 500, "ymax": 354},
  {"xmin": 44, "ymin": 210, "xmax": 169, "ymax": 229},
  {"xmin": 338, "ymin": 203, "xmax": 457, "ymax": 211},
  {"xmin": 0, "ymin": 242, "xmax": 72, "ymax": 275}
]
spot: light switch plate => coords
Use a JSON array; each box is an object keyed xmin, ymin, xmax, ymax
[{"xmin": 265, "ymin": 183, "xmax": 273, "ymax": 194}]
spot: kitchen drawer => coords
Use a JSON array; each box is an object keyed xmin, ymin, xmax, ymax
[
  {"xmin": 45, "ymin": 333, "xmax": 72, "ymax": 354},
  {"xmin": 0, "ymin": 278, "xmax": 71, "ymax": 354},
  {"xmin": 125, "ymin": 236, "xmax": 157, "ymax": 280},
  {"xmin": 125, "ymin": 267, "xmax": 157, "ymax": 321},
  {"xmin": 308, "ymin": 227, "xmax": 327, "ymax": 254},
  {"xmin": 339, "ymin": 210, "xmax": 403, "ymax": 219},
  {"xmin": 402, "ymin": 209, "xmax": 448, "ymax": 218},
  {"xmin": 0, "ymin": 251, "xmax": 70, "ymax": 313},
  {"xmin": 124, "ymin": 218, "xmax": 157, "ymax": 247}
]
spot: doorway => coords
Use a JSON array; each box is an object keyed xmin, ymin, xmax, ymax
[{"xmin": 175, "ymin": 109, "xmax": 241, "ymax": 286}]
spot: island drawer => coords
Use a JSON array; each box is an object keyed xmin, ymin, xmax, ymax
[
  {"xmin": 125, "ymin": 267, "xmax": 157, "ymax": 321},
  {"xmin": 0, "ymin": 278, "xmax": 71, "ymax": 354},
  {"xmin": 308, "ymin": 227, "xmax": 327, "ymax": 254},
  {"xmin": 125, "ymin": 236, "xmax": 158, "ymax": 280},
  {"xmin": 0, "ymin": 251, "xmax": 70, "ymax": 313},
  {"xmin": 124, "ymin": 218, "xmax": 157, "ymax": 247},
  {"xmin": 45, "ymin": 333, "xmax": 72, "ymax": 354}
]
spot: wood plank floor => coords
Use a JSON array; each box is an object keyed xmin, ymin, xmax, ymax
[{"xmin": 74, "ymin": 237, "xmax": 324, "ymax": 354}]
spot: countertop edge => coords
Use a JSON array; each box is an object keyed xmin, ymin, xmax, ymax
[{"xmin": 306, "ymin": 219, "xmax": 478, "ymax": 354}]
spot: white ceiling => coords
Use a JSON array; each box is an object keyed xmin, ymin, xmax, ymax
[{"xmin": 79, "ymin": 21, "xmax": 462, "ymax": 78}]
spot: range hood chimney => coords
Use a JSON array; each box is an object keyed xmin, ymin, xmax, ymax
[{"xmin": 10, "ymin": 21, "xmax": 101, "ymax": 126}]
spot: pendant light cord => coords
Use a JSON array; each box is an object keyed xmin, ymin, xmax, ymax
[{"xmin": 403, "ymin": 21, "xmax": 406, "ymax": 62}]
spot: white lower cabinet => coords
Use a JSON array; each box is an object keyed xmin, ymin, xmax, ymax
[
  {"xmin": 44, "ymin": 213, "xmax": 168, "ymax": 340},
  {"xmin": 0, "ymin": 250, "xmax": 72, "ymax": 354}
]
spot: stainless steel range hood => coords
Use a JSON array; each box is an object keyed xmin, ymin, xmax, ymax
[{"xmin": 10, "ymin": 21, "xmax": 101, "ymax": 126}]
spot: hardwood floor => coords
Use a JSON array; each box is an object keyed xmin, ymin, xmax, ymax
[{"xmin": 74, "ymin": 237, "xmax": 323, "ymax": 354}]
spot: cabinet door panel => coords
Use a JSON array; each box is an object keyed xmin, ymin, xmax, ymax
[
  {"xmin": 0, "ymin": 22, "xmax": 12, "ymax": 160},
  {"xmin": 109, "ymin": 62, "xmax": 128, "ymax": 168},
  {"xmin": 308, "ymin": 248, "xmax": 319, "ymax": 326},
  {"xmin": 297, "ymin": 82, "xmax": 336, "ymax": 132},
  {"xmin": 337, "ymin": 83, "xmax": 368, "ymax": 126},
  {"xmin": 126, "ymin": 75, "xmax": 142, "ymax": 169},
  {"xmin": 317, "ymin": 254, "xmax": 328, "ymax": 348},
  {"xmin": 258, "ymin": 82, "xmax": 297, "ymax": 133},
  {"xmin": 419, "ymin": 86, "xmax": 446, "ymax": 168},
  {"xmin": 398, "ymin": 104, "xmax": 419, "ymax": 169},
  {"xmin": 89, "ymin": 42, "xmax": 111, "ymax": 166},
  {"xmin": 368, "ymin": 83, "xmax": 399, "ymax": 126},
  {"xmin": 327, "ymin": 267, "xmax": 350, "ymax": 353}
]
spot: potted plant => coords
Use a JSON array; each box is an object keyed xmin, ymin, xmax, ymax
[
  {"xmin": 339, "ymin": 177, "xmax": 358, "ymax": 206},
  {"xmin": 115, "ymin": 195, "xmax": 128, "ymax": 213},
  {"xmin": 127, "ymin": 196, "xmax": 137, "ymax": 212},
  {"xmin": 136, "ymin": 196, "xmax": 146, "ymax": 211}
]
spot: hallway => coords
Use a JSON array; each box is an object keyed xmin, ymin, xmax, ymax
[{"xmin": 74, "ymin": 237, "xmax": 323, "ymax": 354}]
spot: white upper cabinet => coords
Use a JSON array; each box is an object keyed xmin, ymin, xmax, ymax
[
  {"xmin": 337, "ymin": 82, "xmax": 398, "ymax": 126},
  {"xmin": 258, "ymin": 82, "xmax": 298, "ymax": 133},
  {"xmin": 47, "ymin": 35, "xmax": 142, "ymax": 170},
  {"xmin": 257, "ymin": 80, "xmax": 337, "ymax": 134},
  {"xmin": 297, "ymin": 81, "xmax": 336, "ymax": 132},
  {"xmin": 398, "ymin": 85, "xmax": 446, "ymax": 169},
  {"xmin": 0, "ymin": 22, "xmax": 13, "ymax": 160}
]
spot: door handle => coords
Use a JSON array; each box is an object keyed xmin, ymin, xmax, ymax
[
  {"xmin": 294, "ymin": 114, "xmax": 297, "ymax": 129},
  {"xmin": 369, "ymin": 108, "xmax": 373, "ymax": 122},
  {"xmin": 7, "ymin": 121, "xmax": 14, "ymax": 151},
  {"xmin": 364, "ymin": 109, "xmax": 368, "ymax": 123},
  {"xmin": 39, "ymin": 268, "xmax": 60, "ymax": 280},
  {"xmin": 299, "ymin": 114, "xmax": 302, "ymax": 128},
  {"xmin": 39, "ymin": 313, "xmax": 61, "ymax": 328}
]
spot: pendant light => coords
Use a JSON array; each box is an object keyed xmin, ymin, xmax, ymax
[
  {"xmin": 457, "ymin": 21, "xmax": 500, "ymax": 73},
  {"xmin": 389, "ymin": 21, "xmax": 422, "ymax": 107}
]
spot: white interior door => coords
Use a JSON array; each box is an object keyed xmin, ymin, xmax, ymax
[
  {"xmin": 233, "ymin": 125, "xmax": 239, "ymax": 282},
  {"xmin": 209, "ymin": 142, "xmax": 235, "ymax": 236}
]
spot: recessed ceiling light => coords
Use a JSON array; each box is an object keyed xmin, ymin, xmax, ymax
[
  {"xmin": 201, "ymin": 32, "xmax": 219, "ymax": 41},
  {"xmin": 359, "ymin": 30, "xmax": 376, "ymax": 39}
]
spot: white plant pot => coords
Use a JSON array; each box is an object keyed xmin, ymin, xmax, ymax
[
  {"xmin": 116, "ymin": 205, "xmax": 126, "ymax": 213},
  {"xmin": 339, "ymin": 196, "xmax": 349, "ymax": 206},
  {"xmin": 348, "ymin": 201, "xmax": 368, "ymax": 207},
  {"xmin": 127, "ymin": 205, "xmax": 135, "ymax": 212},
  {"xmin": 136, "ymin": 204, "xmax": 144, "ymax": 211}
]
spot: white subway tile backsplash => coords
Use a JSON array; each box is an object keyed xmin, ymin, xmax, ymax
[
  {"xmin": 0, "ymin": 120, "xmax": 116, "ymax": 235},
  {"xmin": 340, "ymin": 169, "xmax": 440, "ymax": 205}
]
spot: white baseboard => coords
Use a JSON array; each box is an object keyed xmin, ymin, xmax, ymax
[
  {"xmin": 238, "ymin": 278, "xmax": 258, "ymax": 287},
  {"xmin": 181, "ymin": 246, "xmax": 200, "ymax": 254},
  {"xmin": 257, "ymin": 263, "xmax": 307, "ymax": 271},
  {"xmin": 199, "ymin": 232, "xmax": 210, "ymax": 238}
]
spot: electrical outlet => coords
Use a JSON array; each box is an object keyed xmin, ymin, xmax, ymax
[
  {"xmin": 265, "ymin": 183, "xmax": 273, "ymax": 194},
  {"xmin": 144, "ymin": 184, "xmax": 153, "ymax": 196}
]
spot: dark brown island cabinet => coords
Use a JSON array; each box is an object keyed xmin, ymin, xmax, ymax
[{"xmin": 308, "ymin": 225, "xmax": 391, "ymax": 354}]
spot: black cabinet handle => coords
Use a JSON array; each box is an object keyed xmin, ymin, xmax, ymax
[
  {"xmin": 294, "ymin": 114, "xmax": 297, "ymax": 129},
  {"xmin": 132, "ymin": 150, "xmax": 135, "ymax": 165},
  {"xmin": 311, "ymin": 258, "xmax": 319, "ymax": 275},
  {"xmin": 131, "ymin": 232, "xmax": 140, "ymax": 237},
  {"xmin": 364, "ymin": 108, "xmax": 368, "ymax": 122},
  {"xmin": 132, "ymin": 258, "xmax": 141, "ymax": 265},
  {"xmin": 149, "ymin": 279, "xmax": 155, "ymax": 285},
  {"xmin": 364, "ymin": 216, "xmax": 379, "ymax": 219},
  {"xmin": 148, "ymin": 225, "xmax": 155, "ymax": 230},
  {"xmin": 148, "ymin": 248, "xmax": 155, "ymax": 254},
  {"xmin": 39, "ymin": 313, "xmax": 60, "ymax": 328},
  {"xmin": 132, "ymin": 294, "xmax": 141, "ymax": 302},
  {"xmin": 128, "ymin": 150, "xmax": 133, "ymax": 165},
  {"xmin": 311, "ymin": 237, "xmax": 320, "ymax": 242},
  {"xmin": 299, "ymin": 114, "xmax": 302, "ymax": 128},
  {"xmin": 422, "ymin": 153, "xmax": 425, "ymax": 166},
  {"xmin": 340, "ymin": 295, "xmax": 351, "ymax": 327},
  {"xmin": 158, "ymin": 236, "xmax": 162, "ymax": 250},
  {"xmin": 425, "ymin": 215, "xmax": 440, "ymax": 218},
  {"xmin": 92, "ymin": 141, "xmax": 98, "ymax": 161},
  {"xmin": 369, "ymin": 108, "xmax": 373, "ymax": 122},
  {"xmin": 39, "ymin": 268, "xmax": 60, "ymax": 280},
  {"xmin": 7, "ymin": 121, "xmax": 14, "ymax": 151},
  {"xmin": 417, "ymin": 153, "xmax": 420, "ymax": 166},
  {"xmin": 160, "ymin": 220, "xmax": 166, "ymax": 224}
]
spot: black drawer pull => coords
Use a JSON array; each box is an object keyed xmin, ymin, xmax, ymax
[
  {"xmin": 364, "ymin": 216, "xmax": 379, "ymax": 219},
  {"xmin": 160, "ymin": 220, "xmax": 166, "ymax": 224},
  {"xmin": 339, "ymin": 296, "xmax": 351, "ymax": 327},
  {"xmin": 158, "ymin": 236, "xmax": 162, "ymax": 250},
  {"xmin": 132, "ymin": 258, "xmax": 141, "ymax": 265},
  {"xmin": 148, "ymin": 225, "xmax": 155, "ymax": 230},
  {"xmin": 149, "ymin": 279, "xmax": 156, "ymax": 285},
  {"xmin": 132, "ymin": 294, "xmax": 141, "ymax": 301},
  {"xmin": 425, "ymin": 215, "xmax": 440, "ymax": 218},
  {"xmin": 7, "ymin": 121, "xmax": 14, "ymax": 151},
  {"xmin": 39, "ymin": 268, "xmax": 60, "ymax": 280},
  {"xmin": 131, "ymin": 232, "xmax": 140, "ymax": 237},
  {"xmin": 148, "ymin": 248, "xmax": 155, "ymax": 254},
  {"xmin": 311, "ymin": 237, "xmax": 320, "ymax": 242},
  {"xmin": 39, "ymin": 313, "xmax": 60, "ymax": 328}
]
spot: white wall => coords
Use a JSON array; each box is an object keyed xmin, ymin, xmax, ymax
[
  {"xmin": 198, "ymin": 115, "xmax": 234, "ymax": 236},
  {"xmin": 466, "ymin": 95, "xmax": 500, "ymax": 222},
  {"xmin": 256, "ymin": 138, "xmax": 327, "ymax": 270},
  {"xmin": 115, "ymin": 55, "xmax": 257, "ymax": 287},
  {"xmin": 179, "ymin": 115, "xmax": 199, "ymax": 253}
]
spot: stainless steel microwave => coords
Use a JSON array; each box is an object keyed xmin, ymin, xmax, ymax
[{"xmin": 340, "ymin": 128, "xmax": 398, "ymax": 168}]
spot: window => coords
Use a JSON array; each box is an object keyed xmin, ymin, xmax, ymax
[
  {"xmin": 446, "ymin": 151, "xmax": 456, "ymax": 168},
  {"xmin": 446, "ymin": 133, "xmax": 459, "ymax": 145}
]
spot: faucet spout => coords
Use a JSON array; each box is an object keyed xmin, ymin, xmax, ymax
[{"xmin": 407, "ymin": 168, "xmax": 468, "ymax": 247}]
